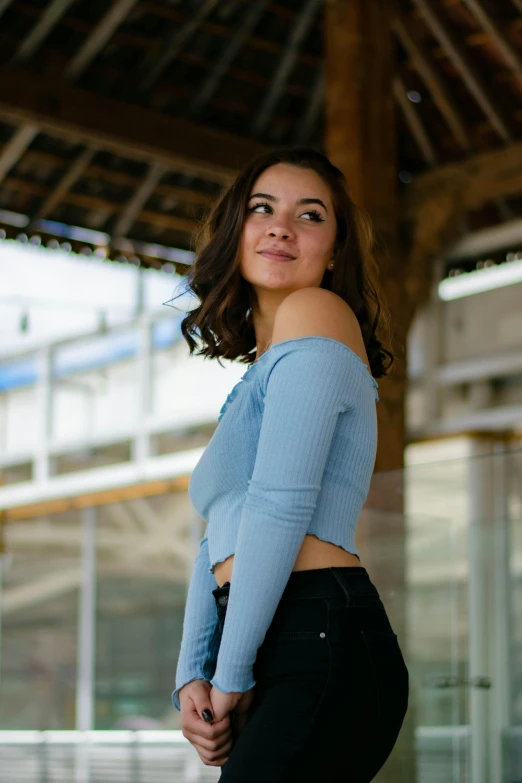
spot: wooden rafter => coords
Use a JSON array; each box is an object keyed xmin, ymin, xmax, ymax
[
  {"xmin": 293, "ymin": 66, "xmax": 324, "ymax": 144},
  {"xmin": 64, "ymin": 0, "xmax": 140, "ymax": 81},
  {"xmin": 138, "ymin": 0, "xmax": 221, "ymax": 93},
  {"xmin": 462, "ymin": 0, "xmax": 522, "ymax": 91},
  {"xmin": 29, "ymin": 145, "xmax": 97, "ymax": 226},
  {"xmin": 404, "ymin": 137, "xmax": 522, "ymax": 219},
  {"xmin": 0, "ymin": 144, "xmax": 213, "ymax": 207},
  {"xmin": 251, "ymin": 0, "xmax": 322, "ymax": 136},
  {"xmin": 0, "ymin": 66, "xmax": 269, "ymax": 182},
  {"xmin": 9, "ymin": 2, "xmax": 322, "ymax": 69},
  {"xmin": 393, "ymin": 75, "xmax": 438, "ymax": 167},
  {"xmin": 188, "ymin": 0, "xmax": 271, "ymax": 118},
  {"xmin": 0, "ymin": 28, "xmax": 313, "ymax": 108},
  {"xmin": 10, "ymin": 0, "xmax": 140, "ymax": 224},
  {"xmin": 111, "ymin": 162, "xmax": 166, "ymax": 243},
  {"xmin": 0, "ymin": 0, "xmax": 13, "ymax": 22},
  {"xmin": 413, "ymin": 0, "xmax": 513, "ymax": 142},
  {"xmin": 5, "ymin": 176, "xmax": 197, "ymax": 236},
  {"xmin": 393, "ymin": 15, "xmax": 473, "ymax": 152},
  {"xmin": 0, "ymin": 124, "xmax": 38, "ymax": 184},
  {"xmin": 13, "ymin": 0, "xmax": 77, "ymax": 63}
]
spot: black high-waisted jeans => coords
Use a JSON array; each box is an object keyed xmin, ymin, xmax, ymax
[{"xmin": 211, "ymin": 566, "xmax": 409, "ymax": 782}]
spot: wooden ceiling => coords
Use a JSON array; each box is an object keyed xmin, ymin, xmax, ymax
[{"xmin": 1, "ymin": 0, "xmax": 522, "ymax": 269}]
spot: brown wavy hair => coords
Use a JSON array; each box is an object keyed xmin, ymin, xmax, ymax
[{"xmin": 179, "ymin": 146, "xmax": 394, "ymax": 378}]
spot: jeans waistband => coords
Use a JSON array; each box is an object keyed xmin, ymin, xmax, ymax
[{"xmin": 212, "ymin": 566, "xmax": 380, "ymax": 610}]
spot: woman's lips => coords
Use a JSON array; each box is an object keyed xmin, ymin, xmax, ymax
[{"xmin": 258, "ymin": 251, "xmax": 295, "ymax": 262}]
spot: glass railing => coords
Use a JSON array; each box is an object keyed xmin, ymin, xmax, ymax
[{"xmin": 1, "ymin": 436, "xmax": 521, "ymax": 782}]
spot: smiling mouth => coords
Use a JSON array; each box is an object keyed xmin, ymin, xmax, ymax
[{"xmin": 258, "ymin": 251, "xmax": 296, "ymax": 261}]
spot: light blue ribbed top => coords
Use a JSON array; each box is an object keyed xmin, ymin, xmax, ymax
[{"xmin": 172, "ymin": 336, "xmax": 379, "ymax": 710}]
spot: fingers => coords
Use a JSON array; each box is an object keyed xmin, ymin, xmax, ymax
[
  {"xmin": 181, "ymin": 688, "xmax": 256, "ymax": 768},
  {"xmin": 183, "ymin": 713, "xmax": 231, "ymax": 740},
  {"xmin": 183, "ymin": 719, "xmax": 231, "ymax": 749},
  {"xmin": 192, "ymin": 734, "xmax": 234, "ymax": 767},
  {"xmin": 181, "ymin": 708, "xmax": 234, "ymax": 767}
]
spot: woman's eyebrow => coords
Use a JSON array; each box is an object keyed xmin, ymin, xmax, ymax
[{"xmin": 248, "ymin": 192, "xmax": 329, "ymax": 213}]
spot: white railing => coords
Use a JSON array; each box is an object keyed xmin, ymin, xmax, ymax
[
  {"xmin": 0, "ymin": 731, "xmax": 221, "ymax": 783},
  {"xmin": 0, "ymin": 311, "xmax": 244, "ymax": 510},
  {"xmin": 6, "ymin": 727, "xmax": 522, "ymax": 783}
]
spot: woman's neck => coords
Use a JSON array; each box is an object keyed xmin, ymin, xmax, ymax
[{"xmin": 254, "ymin": 338, "xmax": 272, "ymax": 363}]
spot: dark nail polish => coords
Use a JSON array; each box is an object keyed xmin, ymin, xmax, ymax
[{"xmin": 202, "ymin": 709, "xmax": 213, "ymax": 722}]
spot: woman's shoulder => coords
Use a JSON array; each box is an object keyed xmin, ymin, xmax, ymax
[{"xmin": 271, "ymin": 287, "xmax": 368, "ymax": 367}]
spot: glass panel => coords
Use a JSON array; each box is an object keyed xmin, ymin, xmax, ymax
[
  {"xmin": 1, "ymin": 512, "xmax": 80, "ymax": 730},
  {"xmin": 362, "ymin": 438, "xmax": 471, "ymax": 783},
  {"xmin": 1, "ymin": 439, "xmax": 522, "ymax": 783},
  {"xmin": 505, "ymin": 446, "xmax": 522, "ymax": 781},
  {"xmin": 94, "ymin": 490, "xmax": 195, "ymax": 731}
]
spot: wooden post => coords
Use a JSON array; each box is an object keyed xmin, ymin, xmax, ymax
[{"xmin": 324, "ymin": 2, "xmax": 417, "ymax": 780}]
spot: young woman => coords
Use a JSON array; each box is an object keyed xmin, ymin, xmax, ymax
[{"xmin": 171, "ymin": 146, "xmax": 409, "ymax": 781}]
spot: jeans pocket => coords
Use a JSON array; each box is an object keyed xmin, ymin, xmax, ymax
[
  {"xmin": 257, "ymin": 629, "xmax": 331, "ymax": 686},
  {"xmin": 360, "ymin": 629, "xmax": 409, "ymax": 728}
]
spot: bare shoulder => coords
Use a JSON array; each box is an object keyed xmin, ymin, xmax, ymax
[{"xmin": 272, "ymin": 287, "xmax": 369, "ymax": 366}]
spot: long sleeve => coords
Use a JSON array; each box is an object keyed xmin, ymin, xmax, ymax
[
  {"xmin": 210, "ymin": 343, "xmax": 366, "ymax": 694},
  {"xmin": 171, "ymin": 530, "xmax": 220, "ymax": 711}
]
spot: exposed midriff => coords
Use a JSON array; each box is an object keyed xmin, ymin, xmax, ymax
[{"xmin": 213, "ymin": 531, "xmax": 362, "ymax": 588}]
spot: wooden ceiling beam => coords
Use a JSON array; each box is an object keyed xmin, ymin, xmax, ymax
[
  {"xmin": 0, "ymin": 144, "xmax": 213, "ymax": 206},
  {"xmin": 404, "ymin": 138, "xmax": 522, "ymax": 219},
  {"xmin": 393, "ymin": 15, "xmax": 473, "ymax": 152},
  {"xmin": 0, "ymin": 0, "xmax": 14, "ymax": 21},
  {"xmin": 293, "ymin": 66, "xmax": 324, "ymax": 144},
  {"xmin": 13, "ymin": 1, "xmax": 321, "ymax": 67},
  {"xmin": 393, "ymin": 75, "xmax": 438, "ymax": 167},
  {"xmin": 0, "ymin": 30, "xmax": 312, "ymax": 101},
  {"xmin": 138, "ymin": 0, "xmax": 221, "ymax": 93},
  {"xmin": 29, "ymin": 145, "xmax": 97, "ymax": 225},
  {"xmin": 188, "ymin": 54, "xmax": 310, "ymax": 98},
  {"xmin": 5, "ymin": 176, "xmax": 197, "ymax": 235},
  {"xmin": 462, "ymin": 0, "xmax": 522, "ymax": 91},
  {"xmin": 0, "ymin": 65, "xmax": 269, "ymax": 182},
  {"xmin": 413, "ymin": 0, "xmax": 514, "ymax": 143},
  {"xmin": 251, "ymin": 0, "xmax": 322, "ymax": 136},
  {"xmin": 111, "ymin": 162, "xmax": 166, "ymax": 244},
  {"xmin": 64, "ymin": 0, "xmax": 139, "ymax": 81},
  {"xmin": 0, "ymin": 124, "xmax": 38, "ymax": 184},
  {"xmin": 13, "ymin": 0, "xmax": 76, "ymax": 63},
  {"xmin": 188, "ymin": 0, "xmax": 271, "ymax": 118}
]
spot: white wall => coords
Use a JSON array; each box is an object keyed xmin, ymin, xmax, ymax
[{"xmin": 0, "ymin": 239, "xmax": 194, "ymax": 357}]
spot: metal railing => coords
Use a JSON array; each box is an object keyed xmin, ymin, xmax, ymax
[{"xmin": 0, "ymin": 731, "xmax": 221, "ymax": 783}]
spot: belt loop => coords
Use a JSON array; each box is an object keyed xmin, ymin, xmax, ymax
[{"xmin": 328, "ymin": 567, "xmax": 352, "ymax": 607}]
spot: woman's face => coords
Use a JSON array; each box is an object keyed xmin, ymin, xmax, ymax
[{"xmin": 239, "ymin": 163, "xmax": 337, "ymax": 293}]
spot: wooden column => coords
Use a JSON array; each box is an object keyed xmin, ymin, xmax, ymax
[
  {"xmin": 324, "ymin": 3, "xmax": 417, "ymax": 781},
  {"xmin": 325, "ymin": 0, "xmax": 407, "ymax": 466}
]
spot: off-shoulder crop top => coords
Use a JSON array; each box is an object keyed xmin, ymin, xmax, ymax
[{"xmin": 172, "ymin": 336, "xmax": 379, "ymax": 711}]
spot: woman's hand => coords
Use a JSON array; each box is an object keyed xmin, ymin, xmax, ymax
[
  {"xmin": 179, "ymin": 680, "xmax": 233, "ymax": 767},
  {"xmin": 209, "ymin": 684, "xmax": 257, "ymax": 737},
  {"xmin": 208, "ymin": 685, "xmax": 244, "ymax": 723},
  {"xmin": 229, "ymin": 686, "xmax": 257, "ymax": 739}
]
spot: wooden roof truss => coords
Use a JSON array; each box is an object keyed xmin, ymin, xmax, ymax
[{"xmin": 0, "ymin": 0, "xmax": 522, "ymax": 267}]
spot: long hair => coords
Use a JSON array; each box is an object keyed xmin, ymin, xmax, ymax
[{"xmin": 179, "ymin": 146, "xmax": 394, "ymax": 378}]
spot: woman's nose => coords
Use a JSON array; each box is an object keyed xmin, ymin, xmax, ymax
[{"xmin": 267, "ymin": 222, "xmax": 295, "ymax": 240}]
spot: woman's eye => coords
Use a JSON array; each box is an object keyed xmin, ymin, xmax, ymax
[
  {"xmin": 302, "ymin": 210, "xmax": 324, "ymax": 222},
  {"xmin": 249, "ymin": 202, "xmax": 271, "ymax": 213},
  {"xmin": 248, "ymin": 203, "xmax": 324, "ymax": 222}
]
